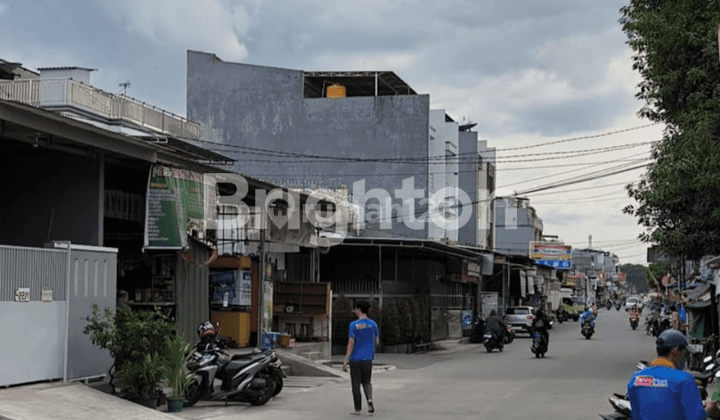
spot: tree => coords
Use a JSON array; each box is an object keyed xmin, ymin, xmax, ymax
[
  {"xmin": 620, "ymin": 264, "xmax": 650, "ymax": 293},
  {"xmin": 620, "ymin": 0, "xmax": 720, "ymax": 261}
]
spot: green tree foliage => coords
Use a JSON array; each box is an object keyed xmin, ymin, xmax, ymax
[
  {"xmin": 645, "ymin": 262, "xmax": 669, "ymax": 290},
  {"xmin": 620, "ymin": 0, "xmax": 720, "ymax": 260},
  {"xmin": 620, "ymin": 264, "xmax": 650, "ymax": 292}
]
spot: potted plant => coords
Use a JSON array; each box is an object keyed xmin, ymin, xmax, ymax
[
  {"xmin": 163, "ymin": 334, "xmax": 195, "ymax": 412},
  {"xmin": 119, "ymin": 352, "xmax": 166, "ymax": 409},
  {"xmin": 84, "ymin": 305, "xmax": 177, "ymax": 402}
]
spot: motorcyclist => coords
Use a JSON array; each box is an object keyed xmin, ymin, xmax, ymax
[
  {"xmin": 485, "ymin": 310, "xmax": 505, "ymax": 345},
  {"xmin": 579, "ymin": 307, "xmax": 596, "ymax": 333},
  {"xmin": 531, "ymin": 309, "xmax": 550, "ymax": 350}
]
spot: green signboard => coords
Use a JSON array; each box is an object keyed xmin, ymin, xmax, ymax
[{"xmin": 144, "ymin": 165, "xmax": 209, "ymax": 249}]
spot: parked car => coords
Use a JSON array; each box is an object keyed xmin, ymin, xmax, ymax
[{"xmin": 503, "ymin": 306, "xmax": 536, "ymax": 335}]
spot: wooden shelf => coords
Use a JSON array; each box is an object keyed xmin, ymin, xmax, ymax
[{"xmin": 275, "ymin": 282, "xmax": 330, "ymax": 317}]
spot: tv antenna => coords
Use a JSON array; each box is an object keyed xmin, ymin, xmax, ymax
[{"xmin": 119, "ymin": 81, "xmax": 130, "ymax": 96}]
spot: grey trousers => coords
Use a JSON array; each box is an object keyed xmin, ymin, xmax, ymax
[{"xmin": 349, "ymin": 360, "xmax": 373, "ymax": 411}]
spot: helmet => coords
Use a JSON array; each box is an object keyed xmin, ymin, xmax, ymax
[
  {"xmin": 656, "ymin": 329, "xmax": 688, "ymax": 349},
  {"xmin": 197, "ymin": 321, "xmax": 216, "ymax": 339}
]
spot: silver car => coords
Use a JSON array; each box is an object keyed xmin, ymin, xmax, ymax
[{"xmin": 504, "ymin": 306, "xmax": 536, "ymax": 335}]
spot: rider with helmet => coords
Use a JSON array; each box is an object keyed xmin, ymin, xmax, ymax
[
  {"xmin": 531, "ymin": 309, "xmax": 550, "ymax": 350},
  {"xmin": 579, "ymin": 307, "xmax": 596, "ymax": 333}
]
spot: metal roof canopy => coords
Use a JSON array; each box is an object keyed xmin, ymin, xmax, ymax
[
  {"xmin": 303, "ymin": 71, "xmax": 417, "ymax": 98},
  {"xmin": 338, "ymin": 237, "xmax": 480, "ymax": 260},
  {"xmin": 136, "ymin": 135, "xmax": 235, "ymax": 165}
]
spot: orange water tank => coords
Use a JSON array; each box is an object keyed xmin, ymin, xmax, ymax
[{"xmin": 326, "ymin": 84, "xmax": 346, "ymax": 98}]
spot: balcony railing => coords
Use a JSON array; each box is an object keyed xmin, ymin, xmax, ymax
[{"xmin": 0, "ymin": 78, "xmax": 199, "ymax": 139}]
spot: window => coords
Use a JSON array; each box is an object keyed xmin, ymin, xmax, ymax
[{"xmin": 506, "ymin": 307, "xmax": 529, "ymax": 315}]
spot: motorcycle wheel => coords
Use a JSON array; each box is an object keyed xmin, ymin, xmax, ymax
[
  {"xmin": 486, "ymin": 346, "xmax": 492, "ymax": 353},
  {"xmin": 269, "ymin": 367, "xmax": 284, "ymax": 396},
  {"xmin": 535, "ymin": 352, "xmax": 540, "ymax": 358},
  {"xmin": 632, "ymin": 324, "xmax": 637, "ymax": 330},
  {"xmin": 250, "ymin": 376, "xmax": 274, "ymax": 406},
  {"xmin": 184, "ymin": 379, "xmax": 201, "ymax": 408}
]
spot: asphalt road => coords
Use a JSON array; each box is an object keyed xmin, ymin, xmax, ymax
[{"xmin": 172, "ymin": 307, "xmax": 658, "ymax": 420}]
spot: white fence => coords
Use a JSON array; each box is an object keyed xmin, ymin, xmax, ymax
[
  {"xmin": 0, "ymin": 243, "xmax": 117, "ymax": 387},
  {"xmin": 0, "ymin": 78, "xmax": 200, "ymax": 139}
]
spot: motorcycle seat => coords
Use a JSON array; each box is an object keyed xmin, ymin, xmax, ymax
[{"xmin": 231, "ymin": 352, "xmax": 266, "ymax": 362}]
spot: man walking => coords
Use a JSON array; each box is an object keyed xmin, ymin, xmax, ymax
[{"xmin": 343, "ymin": 301, "xmax": 379, "ymax": 415}]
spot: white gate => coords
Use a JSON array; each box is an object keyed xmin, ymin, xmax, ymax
[{"xmin": 0, "ymin": 243, "xmax": 117, "ymax": 387}]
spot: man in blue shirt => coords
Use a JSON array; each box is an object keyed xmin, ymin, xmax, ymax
[
  {"xmin": 343, "ymin": 300, "xmax": 379, "ymax": 415},
  {"xmin": 628, "ymin": 329, "xmax": 719, "ymax": 420}
]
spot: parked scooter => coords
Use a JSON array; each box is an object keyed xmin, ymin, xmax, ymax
[
  {"xmin": 184, "ymin": 322, "xmax": 285, "ymax": 407},
  {"xmin": 615, "ymin": 301, "xmax": 622, "ymax": 311},
  {"xmin": 606, "ymin": 300, "xmax": 613, "ymax": 310}
]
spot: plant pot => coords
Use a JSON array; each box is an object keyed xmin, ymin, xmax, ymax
[
  {"xmin": 167, "ymin": 397, "xmax": 184, "ymax": 412},
  {"xmin": 131, "ymin": 396, "xmax": 158, "ymax": 409}
]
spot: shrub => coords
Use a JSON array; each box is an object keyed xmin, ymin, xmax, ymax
[
  {"xmin": 397, "ymin": 297, "xmax": 414, "ymax": 343},
  {"xmin": 381, "ymin": 298, "xmax": 401, "ymax": 346},
  {"xmin": 84, "ymin": 305, "xmax": 177, "ymax": 397},
  {"xmin": 332, "ymin": 294, "xmax": 355, "ymax": 346}
]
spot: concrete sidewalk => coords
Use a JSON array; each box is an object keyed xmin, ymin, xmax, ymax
[
  {"xmin": 0, "ymin": 338, "xmax": 475, "ymax": 420},
  {"xmin": 0, "ymin": 380, "xmax": 177, "ymax": 420}
]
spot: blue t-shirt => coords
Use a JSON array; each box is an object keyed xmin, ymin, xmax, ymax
[
  {"xmin": 627, "ymin": 362, "xmax": 706, "ymax": 420},
  {"xmin": 349, "ymin": 318, "xmax": 379, "ymax": 361}
]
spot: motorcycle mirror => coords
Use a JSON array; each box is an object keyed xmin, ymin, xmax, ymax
[
  {"xmin": 716, "ymin": 349, "xmax": 720, "ymax": 358},
  {"xmin": 704, "ymin": 356, "xmax": 713, "ymax": 364},
  {"xmin": 706, "ymin": 363, "xmax": 715, "ymax": 372}
]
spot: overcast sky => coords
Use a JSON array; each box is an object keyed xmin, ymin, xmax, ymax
[{"xmin": 1, "ymin": 0, "xmax": 662, "ymax": 266}]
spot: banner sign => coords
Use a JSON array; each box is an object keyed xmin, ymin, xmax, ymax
[
  {"xmin": 210, "ymin": 271, "xmax": 251, "ymax": 306},
  {"xmin": 144, "ymin": 165, "xmax": 213, "ymax": 249},
  {"xmin": 537, "ymin": 260, "xmax": 571, "ymax": 269},
  {"xmin": 531, "ymin": 242, "xmax": 572, "ymax": 269}
]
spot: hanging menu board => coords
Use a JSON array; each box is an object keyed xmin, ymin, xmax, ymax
[{"xmin": 144, "ymin": 165, "xmax": 210, "ymax": 249}]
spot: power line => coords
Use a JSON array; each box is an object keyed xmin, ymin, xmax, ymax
[
  {"xmin": 238, "ymin": 157, "xmax": 650, "ymax": 179},
  {"xmin": 516, "ymin": 163, "xmax": 649, "ymax": 196},
  {"xmin": 218, "ymin": 142, "xmax": 655, "ymax": 166},
  {"xmin": 494, "ymin": 123, "xmax": 659, "ymax": 151}
]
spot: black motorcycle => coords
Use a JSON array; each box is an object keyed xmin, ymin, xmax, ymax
[
  {"xmin": 581, "ymin": 322, "xmax": 594, "ymax": 339},
  {"xmin": 531, "ymin": 331, "xmax": 547, "ymax": 358},
  {"xmin": 184, "ymin": 335, "xmax": 284, "ymax": 407},
  {"xmin": 483, "ymin": 329, "xmax": 504, "ymax": 353},
  {"xmin": 615, "ymin": 301, "xmax": 622, "ymax": 311}
]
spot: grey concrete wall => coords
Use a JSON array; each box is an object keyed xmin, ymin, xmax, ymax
[
  {"xmin": 0, "ymin": 149, "xmax": 100, "ymax": 247},
  {"xmin": 494, "ymin": 200, "xmax": 537, "ymax": 256},
  {"xmin": 458, "ymin": 131, "xmax": 478, "ymax": 246},
  {"xmin": 187, "ymin": 50, "xmax": 430, "ymax": 239}
]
